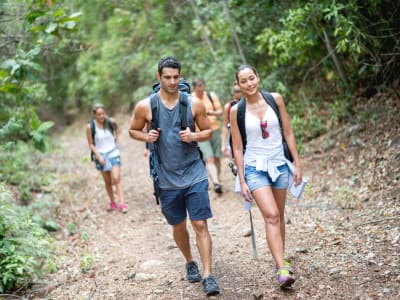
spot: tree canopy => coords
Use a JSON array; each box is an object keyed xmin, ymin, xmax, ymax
[{"xmin": 1, "ymin": 0, "xmax": 399, "ymax": 145}]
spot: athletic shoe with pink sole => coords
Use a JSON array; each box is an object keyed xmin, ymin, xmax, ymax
[
  {"xmin": 107, "ymin": 201, "xmax": 118, "ymax": 211},
  {"xmin": 120, "ymin": 203, "xmax": 128, "ymax": 213}
]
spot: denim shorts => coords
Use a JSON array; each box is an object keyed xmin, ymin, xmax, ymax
[
  {"xmin": 95, "ymin": 155, "xmax": 121, "ymax": 171},
  {"xmin": 159, "ymin": 179, "xmax": 212, "ymax": 225},
  {"xmin": 245, "ymin": 164, "xmax": 289, "ymax": 191}
]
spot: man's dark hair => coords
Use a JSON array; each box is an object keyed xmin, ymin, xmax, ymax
[{"xmin": 158, "ymin": 56, "xmax": 181, "ymax": 75}]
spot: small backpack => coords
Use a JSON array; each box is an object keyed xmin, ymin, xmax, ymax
[
  {"xmin": 227, "ymin": 99, "xmax": 238, "ymax": 149},
  {"xmin": 206, "ymin": 92, "xmax": 216, "ymax": 110},
  {"xmin": 236, "ymin": 92, "xmax": 293, "ymax": 162},
  {"xmin": 88, "ymin": 117, "xmax": 116, "ymax": 161}
]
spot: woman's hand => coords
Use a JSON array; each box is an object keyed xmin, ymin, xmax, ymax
[
  {"xmin": 240, "ymin": 182, "xmax": 253, "ymax": 202},
  {"xmin": 294, "ymin": 164, "xmax": 303, "ymax": 186},
  {"xmin": 97, "ymin": 155, "xmax": 106, "ymax": 166},
  {"xmin": 221, "ymin": 145, "xmax": 230, "ymax": 158}
]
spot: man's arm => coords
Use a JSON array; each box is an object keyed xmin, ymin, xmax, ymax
[
  {"xmin": 179, "ymin": 97, "xmax": 212, "ymax": 143},
  {"xmin": 220, "ymin": 102, "xmax": 230, "ymax": 156},
  {"xmin": 207, "ymin": 92, "xmax": 223, "ymax": 117},
  {"xmin": 128, "ymin": 98, "xmax": 155, "ymax": 143}
]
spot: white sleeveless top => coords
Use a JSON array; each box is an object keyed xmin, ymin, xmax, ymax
[
  {"xmin": 243, "ymin": 106, "xmax": 286, "ymax": 179},
  {"xmin": 94, "ymin": 125, "xmax": 120, "ymax": 158}
]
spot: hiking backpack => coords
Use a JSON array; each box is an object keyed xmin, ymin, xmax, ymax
[
  {"xmin": 236, "ymin": 92, "xmax": 293, "ymax": 162},
  {"xmin": 148, "ymin": 78, "xmax": 203, "ymax": 204},
  {"xmin": 88, "ymin": 117, "xmax": 116, "ymax": 161}
]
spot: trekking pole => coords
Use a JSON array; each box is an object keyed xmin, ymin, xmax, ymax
[{"xmin": 249, "ymin": 209, "xmax": 258, "ymax": 260}]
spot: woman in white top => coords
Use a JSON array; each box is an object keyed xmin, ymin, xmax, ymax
[
  {"xmin": 230, "ymin": 65, "xmax": 302, "ymax": 288},
  {"xmin": 87, "ymin": 104, "xmax": 127, "ymax": 213}
]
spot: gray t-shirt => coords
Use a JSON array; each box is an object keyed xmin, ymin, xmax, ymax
[{"xmin": 153, "ymin": 94, "xmax": 208, "ymax": 189}]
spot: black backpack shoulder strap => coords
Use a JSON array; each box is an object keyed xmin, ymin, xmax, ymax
[
  {"xmin": 228, "ymin": 100, "xmax": 238, "ymax": 119},
  {"xmin": 104, "ymin": 117, "xmax": 116, "ymax": 136},
  {"xmin": 150, "ymin": 93, "xmax": 159, "ymax": 130},
  {"xmin": 261, "ymin": 92, "xmax": 283, "ymax": 131},
  {"xmin": 206, "ymin": 91, "xmax": 216, "ymax": 110},
  {"xmin": 89, "ymin": 118, "xmax": 96, "ymax": 145},
  {"xmin": 236, "ymin": 96, "xmax": 247, "ymax": 153},
  {"xmin": 149, "ymin": 93, "xmax": 161, "ymax": 164},
  {"xmin": 179, "ymin": 93, "xmax": 189, "ymax": 130}
]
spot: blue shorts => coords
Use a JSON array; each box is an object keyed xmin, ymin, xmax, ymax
[
  {"xmin": 159, "ymin": 179, "xmax": 212, "ymax": 225},
  {"xmin": 95, "ymin": 155, "xmax": 121, "ymax": 171},
  {"xmin": 245, "ymin": 164, "xmax": 289, "ymax": 191}
]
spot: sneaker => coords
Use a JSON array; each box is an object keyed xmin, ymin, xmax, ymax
[
  {"xmin": 119, "ymin": 203, "xmax": 128, "ymax": 213},
  {"xmin": 277, "ymin": 268, "xmax": 295, "ymax": 288},
  {"xmin": 185, "ymin": 261, "xmax": 201, "ymax": 283},
  {"xmin": 107, "ymin": 201, "xmax": 118, "ymax": 211},
  {"xmin": 275, "ymin": 259, "xmax": 294, "ymax": 274},
  {"xmin": 213, "ymin": 183, "xmax": 223, "ymax": 194},
  {"xmin": 202, "ymin": 275, "xmax": 220, "ymax": 296}
]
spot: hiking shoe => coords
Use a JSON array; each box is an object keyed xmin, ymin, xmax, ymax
[
  {"xmin": 275, "ymin": 259, "xmax": 294, "ymax": 274},
  {"xmin": 277, "ymin": 268, "xmax": 295, "ymax": 288},
  {"xmin": 202, "ymin": 275, "xmax": 220, "ymax": 296},
  {"xmin": 107, "ymin": 201, "xmax": 118, "ymax": 211},
  {"xmin": 185, "ymin": 261, "xmax": 201, "ymax": 283},
  {"xmin": 213, "ymin": 183, "xmax": 223, "ymax": 194},
  {"xmin": 120, "ymin": 203, "xmax": 128, "ymax": 213}
]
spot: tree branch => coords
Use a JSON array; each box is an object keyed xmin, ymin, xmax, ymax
[
  {"xmin": 188, "ymin": 0, "xmax": 218, "ymax": 63},
  {"xmin": 354, "ymin": 215, "xmax": 400, "ymax": 227},
  {"xmin": 222, "ymin": 0, "xmax": 246, "ymax": 64}
]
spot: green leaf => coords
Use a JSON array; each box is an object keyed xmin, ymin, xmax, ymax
[
  {"xmin": 25, "ymin": 10, "xmax": 46, "ymax": 23},
  {"xmin": 53, "ymin": 7, "xmax": 65, "ymax": 18},
  {"xmin": 29, "ymin": 113, "xmax": 41, "ymax": 131},
  {"xmin": 43, "ymin": 220, "xmax": 59, "ymax": 232},
  {"xmin": 1, "ymin": 59, "xmax": 19, "ymax": 72},
  {"xmin": 26, "ymin": 47, "xmax": 41, "ymax": 58},
  {"xmin": 0, "ymin": 83, "xmax": 20, "ymax": 94},
  {"xmin": 37, "ymin": 121, "xmax": 54, "ymax": 133},
  {"xmin": 61, "ymin": 21, "xmax": 76, "ymax": 30},
  {"xmin": 29, "ymin": 25, "xmax": 46, "ymax": 32},
  {"xmin": 45, "ymin": 23, "xmax": 58, "ymax": 34}
]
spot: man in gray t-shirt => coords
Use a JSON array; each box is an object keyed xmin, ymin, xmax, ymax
[{"xmin": 128, "ymin": 56, "xmax": 220, "ymax": 297}]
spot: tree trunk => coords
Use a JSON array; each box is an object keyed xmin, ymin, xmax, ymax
[
  {"xmin": 322, "ymin": 28, "xmax": 348, "ymax": 86},
  {"xmin": 222, "ymin": 0, "xmax": 247, "ymax": 64},
  {"xmin": 188, "ymin": 0, "xmax": 218, "ymax": 62}
]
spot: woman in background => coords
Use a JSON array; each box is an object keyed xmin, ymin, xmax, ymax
[{"xmin": 87, "ymin": 103, "xmax": 128, "ymax": 213}]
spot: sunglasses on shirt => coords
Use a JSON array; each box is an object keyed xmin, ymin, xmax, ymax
[{"xmin": 260, "ymin": 120, "xmax": 269, "ymax": 139}]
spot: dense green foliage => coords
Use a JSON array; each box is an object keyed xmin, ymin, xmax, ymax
[
  {"xmin": 0, "ymin": 0, "xmax": 80, "ymax": 149},
  {"xmin": 64, "ymin": 0, "xmax": 398, "ymax": 137},
  {"xmin": 0, "ymin": 183, "xmax": 54, "ymax": 293},
  {"xmin": 2, "ymin": 0, "xmax": 399, "ymax": 141},
  {"xmin": 0, "ymin": 0, "xmax": 78, "ymax": 292}
]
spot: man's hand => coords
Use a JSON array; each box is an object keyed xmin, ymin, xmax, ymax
[
  {"xmin": 179, "ymin": 127, "xmax": 193, "ymax": 143},
  {"xmin": 147, "ymin": 129, "xmax": 160, "ymax": 143}
]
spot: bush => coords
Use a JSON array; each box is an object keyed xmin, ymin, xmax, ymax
[
  {"xmin": 0, "ymin": 183, "xmax": 54, "ymax": 293},
  {"xmin": 0, "ymin": 142, "xmax": 54, "ymax": 203}
]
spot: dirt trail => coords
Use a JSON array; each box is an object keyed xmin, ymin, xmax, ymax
[{"xmin": 33, "ymin": 98, "xmax": 399, "ymax": 299}]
